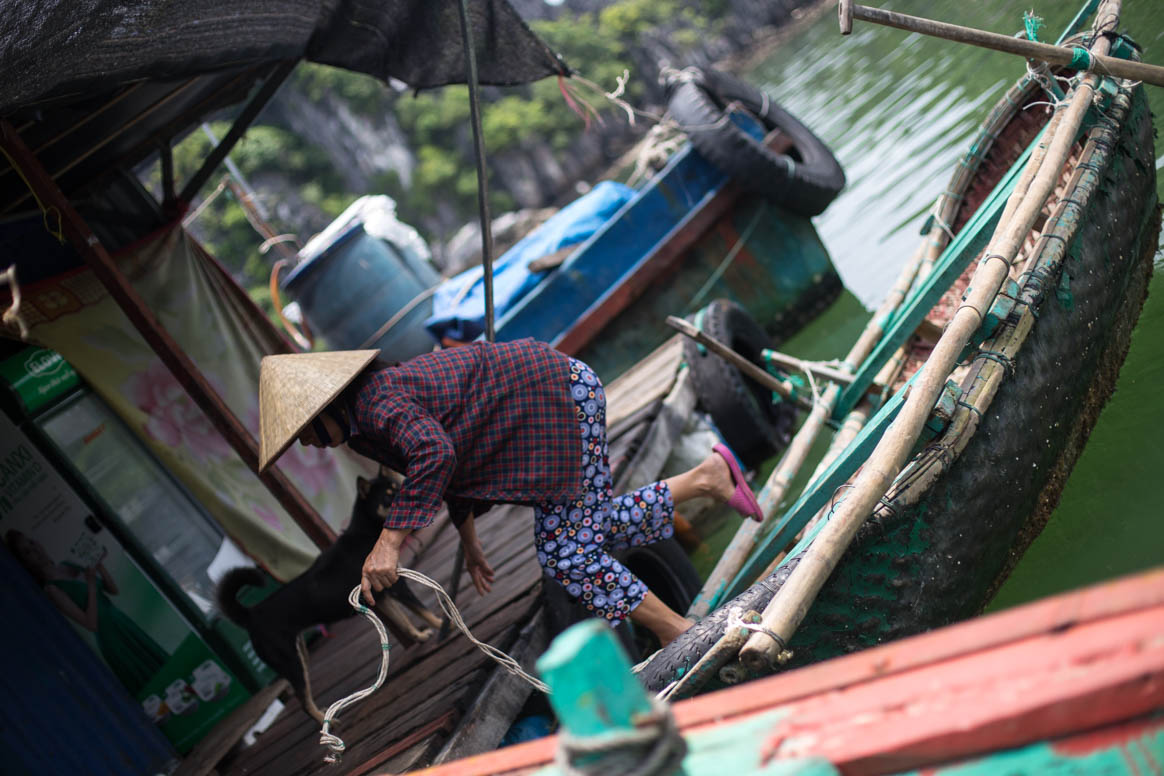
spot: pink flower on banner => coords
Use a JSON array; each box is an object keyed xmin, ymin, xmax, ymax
[
  {"xmin": 253, "ymin": 504, "xmax": 283, "ymax": 531},
  {"xmin": 124, "ymin": 360, "xmax": 231, "ymax": 462}
]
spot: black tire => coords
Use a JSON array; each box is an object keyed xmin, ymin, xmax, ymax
[
  {"xmin": 616, "ymin": 537, "xmax": 703, "ymax": 659},
  {"xmin": 666, "ymin": 67, "xmax": 845, "ymax": 217},
  {"xmin": 684, "ymin": 299, "xmax": 797, "ymax": 469},
  {"xmin": 617, "ymin": 537, "xmax": 702, "ymax": 616}
]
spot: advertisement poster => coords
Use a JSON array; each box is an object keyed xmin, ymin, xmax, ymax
[{"xmin": 0, "ymin": 412, "xmax": 249, "ymax": 753}]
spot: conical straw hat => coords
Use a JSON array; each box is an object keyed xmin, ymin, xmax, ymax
[{"xmin": 258, "ymin": 349, "xmax": 379, "ymax": 471}]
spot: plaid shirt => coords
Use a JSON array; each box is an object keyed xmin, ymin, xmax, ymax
[{"xmin": 347, "ymin": 339, "xmax": 582, "ymax": 530}]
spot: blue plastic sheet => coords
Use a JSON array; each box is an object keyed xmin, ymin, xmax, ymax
[{"xmin": 425, "ymin": 181, "xmax": 635, "ymax": 343}]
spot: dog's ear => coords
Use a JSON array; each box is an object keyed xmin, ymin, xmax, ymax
[{"xmin": 356, "ymin": 475, "xmax": 372, "ymax": 498}]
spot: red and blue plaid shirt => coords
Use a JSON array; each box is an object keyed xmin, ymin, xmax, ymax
[{"xmin": 347, "ymin": 339, "xmax": 582, "ymax": 530}]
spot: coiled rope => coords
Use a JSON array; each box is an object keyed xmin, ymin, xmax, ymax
[
  {"xmin": 555, "ymin": 697, "xmax": 687, "ymax": 776},
  {"xmin": 318, "ymin": 570, "xmax": 548, "ymax": 764}
]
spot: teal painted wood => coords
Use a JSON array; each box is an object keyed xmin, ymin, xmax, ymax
[
  {"xmin": 831, "ymin": 143, "xmax": 1030, "ymax": 422},
  {"xmin": 715, "ymin": 371, "xmax": 921, "ymax": 609},
  {"xmin": 536, "ymin": 620, "xmax": 651, "ymax": 738},
  {"xmin": 895, "ymin": 718, "xmax": 1164, "ymax": 775},
  {"xmin": 534, "ymin": 635, "xmax": 840, "ymax": 776}
]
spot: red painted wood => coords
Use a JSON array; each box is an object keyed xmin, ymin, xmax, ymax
[
  {"xmin": 406, "ymin": 568, "xmax": 1164, "ymax": 776},
  {"xmin": 758, "ymin": 604, "xmax": 1164, "ymax": 774},
  {"xmin": 675, "ymin": 567, "xmax": 1164, "ymax": 731},
  {"xmin": 0, "ymin": 118, "xmax": 336, "ymax": 549}
]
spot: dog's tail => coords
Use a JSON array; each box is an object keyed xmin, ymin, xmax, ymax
[{"xmin": 215, "ymin": 567, "xmax": 267, "ymax": 626}]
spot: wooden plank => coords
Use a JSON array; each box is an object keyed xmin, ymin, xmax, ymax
[
  {"xmin": 174, "ymin": 679, "xmax": 290, "ymax": 776},
  {"xmin": 613, "ymin": 368, "xmax": 696, "ymax": 493},
  {"xmin": 344, "ymin": 711, "xmax": 457, "ymax": 776},
  {"xmin": 604, "ymin": 335, "xmax": 683, "ymax": 428},
  {"xmin": 756, "ymin": 605, "xmax": 1164, "ymax": 774},
  {"xmin": 429, "ymin": 610, "xmax": 550, "ymax": 765}
]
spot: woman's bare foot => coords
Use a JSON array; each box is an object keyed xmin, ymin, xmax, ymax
[{"xmin": 664, "ymin": 451, "xmax": 737, "ymax": 505}]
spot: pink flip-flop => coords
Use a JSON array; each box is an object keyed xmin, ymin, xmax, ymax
[{"xmin": 713, "ymin": 443, "xmax": 764, "ymax": 522}]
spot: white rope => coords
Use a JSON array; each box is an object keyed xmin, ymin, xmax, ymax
[
  {"xmin": 399, "ymin": 568, "xmax": 549, "ymax": 693},
  {"xmin": 318, "ymin": 587, "xmax": 391, "ymax": 764},
  {"xmin": 317, "ymin": 571, "xmax": 548, "ymax": 764}
]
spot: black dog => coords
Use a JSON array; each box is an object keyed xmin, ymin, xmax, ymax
[{"xmin": 216, "ymin": 470, "xmax": 442, "ymax": 723}]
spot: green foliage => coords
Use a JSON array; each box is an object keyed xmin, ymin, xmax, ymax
[
  {"xmin": 154, "ymin": 0, "xmax": 728, "ymax": 309},
  {"xmin": 291, "ymin": 63, "xmax": 388, "ymax": 116}
]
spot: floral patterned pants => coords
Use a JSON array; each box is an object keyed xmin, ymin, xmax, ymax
[{"xmin": 533, "ymin": 357, "xmax": 676, "ymax": 625}]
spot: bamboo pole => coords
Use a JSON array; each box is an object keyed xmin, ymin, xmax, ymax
[
  {"xmin": 687, "ymin": 238, "xmax": 930, "ymax": 618},
  {"xmin": 839, "ymin": 2, "xmax": 1163, "ymax": 88},
  {"xmin": 737, "ymin": 3, "xmax": 1121, "ymax": 672}
]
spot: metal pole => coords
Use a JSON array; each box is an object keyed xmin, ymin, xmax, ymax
[{"xmin": 457, "ymin": 0, "xmax": 496, "ymax": 342}]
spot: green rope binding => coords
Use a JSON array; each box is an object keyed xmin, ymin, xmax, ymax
[
  {"xmin": 1023, "ymin": 12, "xmax": 1044, "ymax": 43},
  {"xmin": 1070, "ymin": 47, "xmax": 1092, "ymax": 71}
]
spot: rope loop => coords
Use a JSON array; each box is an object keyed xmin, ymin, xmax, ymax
[
  {"xmin": 726, "ymin": 607, "xmax": 787, "ymax": 652},
  {"xmin": 556, "ymin": 696, "xmax": 687, "ymax": 776},
  {"xmin": 317, "ymin": 572, "xmax": 549, "ymax": 764}
]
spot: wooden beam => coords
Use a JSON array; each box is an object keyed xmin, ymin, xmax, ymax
[
  {"xmin": 0, "ymin": 79, "xmax": 202, "ymax": 215},
  {"xmin": 179, "ymin": 60, "xmax": 297, "ymax": 204},
  {"xmin": 0, "ymin": 118, "xmax": 336, "ymax": 549}
]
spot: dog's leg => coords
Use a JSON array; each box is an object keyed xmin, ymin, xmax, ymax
[
  {"xmin": 295, "ymin": 633, "xmax": 327, "ymax": 726},
  {"xmin": 374, "ymin": 596, "xmax": 433, "ymax": 644},
  {"xmin": 387, "ymin": 579, "xmax": 445, "ymax": 630}
]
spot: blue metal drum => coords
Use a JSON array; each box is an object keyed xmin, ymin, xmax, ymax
[{"xmin": 283, "ymin": 200, "xmax": 441, "ymax": 361}]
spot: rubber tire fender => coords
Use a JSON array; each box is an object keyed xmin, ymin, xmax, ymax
[
  {"xmin": 683, "ymin": 299, "xmax": 797, "ymax": 469},
  {"xmin": 617, "ymin": 536, "xmax": 703, "ymax": 616},
  {"xmin": 666, "ymin": 66, "xmax": 845, "ymax": 217}
]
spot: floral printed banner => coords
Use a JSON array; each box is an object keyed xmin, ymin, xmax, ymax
[{"xmin": 16, "ymin": 227, "xmax": 376, "ymax": 580}]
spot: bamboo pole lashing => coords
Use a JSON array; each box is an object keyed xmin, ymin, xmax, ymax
[{"xmin": 736, "ymin": 2, "xmax": 1121, "ymax": 672}]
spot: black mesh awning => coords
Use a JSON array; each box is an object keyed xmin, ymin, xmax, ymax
[{"xmin": 1, "ymin": 0, "xmax": 568, "ymax": 115}]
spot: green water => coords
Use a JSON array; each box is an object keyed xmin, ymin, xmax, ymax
[{"xmin": 734, "ymin": 1, "xmax": 1164, "ymax": 610}]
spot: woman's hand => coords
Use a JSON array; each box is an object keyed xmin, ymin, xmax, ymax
[
  {"xmin": 361, "ymin": 528, "xmax": 412, "ymax": 605},
  {"xmin": 456, "ymin": 516, "xmax": 494, "ymax": 596},
  {"xmin": 463, "ymin": 536, "xmax": 495, "ymax": 596}
]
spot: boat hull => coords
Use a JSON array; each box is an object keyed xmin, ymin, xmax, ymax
[{"xmin": 641, "ymin": 80, "xmax": 1159, "ymax": 693}]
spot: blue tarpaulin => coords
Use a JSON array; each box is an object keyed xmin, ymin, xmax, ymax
[{"xmin": 425, "ymin": 181, "xmax": 635, "ymax": 343}]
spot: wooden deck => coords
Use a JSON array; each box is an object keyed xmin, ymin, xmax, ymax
[{"xmin": 197, "ymin": 339, "xmax": 687, "ymax": 776}]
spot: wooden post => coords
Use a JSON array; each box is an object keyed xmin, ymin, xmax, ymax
[
  {"xmin": 844, "ymin": 3, "xmax": 1164, "ymax": 88},
  {"xmin": 537, "ymin": 621, "xmax": 653, "ymax": 738},
  {"xmin": 0, "ymin": 118, "xmax": 336, "ymax": 550},
  {"xmin": 736, "ymin": 1, "xmax": 1122, "ymax": 672},
  {"xmin": 838, "ymin": 0, "xmax": 853, "ymax": 35}
]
